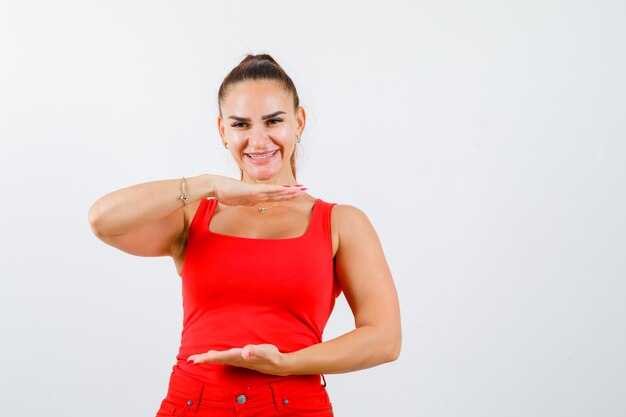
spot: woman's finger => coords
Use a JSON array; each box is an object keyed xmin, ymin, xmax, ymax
[
  {"xmin": 258, "ymin": 193, "xmax": 305, "ymax": 203},
  {"xmin": 241, "ymin": 345, "xmax": 254, "ymax": 360},
  {"xmin": 257, "ymin": 188, "xmax": 305, "ymax": 201}
]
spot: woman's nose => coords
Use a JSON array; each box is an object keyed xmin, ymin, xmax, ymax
[{"xmin": 247, "ymin": 128, "xmax": 271, "ymax": 147}]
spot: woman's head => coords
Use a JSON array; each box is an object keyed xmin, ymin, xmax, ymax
[{"xmin": 217, "ymin": 54, "xmax": 305, "ymax": 183}]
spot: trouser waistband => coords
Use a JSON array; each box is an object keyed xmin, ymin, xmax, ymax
[{"xmin": 164, "ymin": 369, "xmax": 328, "ymax": 412}]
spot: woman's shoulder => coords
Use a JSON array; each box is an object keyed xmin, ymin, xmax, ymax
[
  {"xmin": 328, "ymin": 202, "xmax": 374, "ymax": 231},
  {"xmin": 328, "ymin": 202, "xmax": 364, "ymax": 215},
  {"xmin": 327, "ymin": 202, "xmax": 378, "ymax": 257}
]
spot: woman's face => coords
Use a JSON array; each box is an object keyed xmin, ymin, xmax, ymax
[{"xmin": 217, "ymin": 80, "xmax": 305, "ymax": 183}]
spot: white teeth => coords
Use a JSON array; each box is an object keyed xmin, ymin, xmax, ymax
[{"xmin": 247, "ymin": 150, "xmax": 278, "ymax": 160}]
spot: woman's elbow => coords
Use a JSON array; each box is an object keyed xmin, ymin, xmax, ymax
[
  {"xmin": 388, "ymin": 335, "xmax": 402, "ymax": 362},
  {"xmin": 383, "ymin": 327, "xmax": 402, "ymax": 363}
]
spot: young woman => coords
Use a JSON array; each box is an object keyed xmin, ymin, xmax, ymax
[{"xmin": 88, "ymin": 54, "xmax": 401, "ymax": 417}]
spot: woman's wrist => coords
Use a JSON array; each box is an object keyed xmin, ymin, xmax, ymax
[
  {"xmin": 179, "ymin": 174, "xmax": 215, "ymax": 203},
  {"xmin": 281, "ymin": 350, "xmax": 312, "ymax": 376},
  {"xmin": 279, "ymin": 351, "xmax": 297, "ymax": 376},
  {"xmin": 199, "ymin": 174, "xmax": 221, "ymax": 199}
]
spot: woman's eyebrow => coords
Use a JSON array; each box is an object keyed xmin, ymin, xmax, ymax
[{"xmin": 228, "ymin": 111, "xmax": 286, "ymax": 122}]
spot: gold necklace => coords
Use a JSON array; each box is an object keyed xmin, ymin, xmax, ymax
[{"xmin": 254, "ymin": 203, "xmax": 279, "ymax": 215}]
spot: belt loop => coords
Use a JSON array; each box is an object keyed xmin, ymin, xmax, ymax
[{"xmin": 320, "ymin": 374, "xmax": 327, "ymax": 387}]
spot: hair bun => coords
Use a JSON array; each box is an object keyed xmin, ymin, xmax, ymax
[{"xmin": 242, "ymin": 53, "xmax": 276, "ymax": 63}]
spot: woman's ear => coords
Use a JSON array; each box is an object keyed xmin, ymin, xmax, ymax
[
  {"xmin": 217, "ymin": 114, "xmax": 224, "ymax": 139},
  {"xmin": 296, "ymin": 106, "xmax": 306, "ymax": 136}
]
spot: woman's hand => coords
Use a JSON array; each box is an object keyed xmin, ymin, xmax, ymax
[
  {"xmin": 186, "ymin": 344, "xmax": 291, "ymax": 376},
  {"xmin": 212, "ymin": 176, "xmax": 306, "ymax": 207}
]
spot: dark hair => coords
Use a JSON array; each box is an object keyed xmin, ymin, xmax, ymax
[{"xmin": 218, "ymin": 54, "xmax": 301, "ymax": 180}]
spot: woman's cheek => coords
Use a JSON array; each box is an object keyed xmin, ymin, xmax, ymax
[
  {"xmin": 229, "ymin": 134, "xmax": 247, "ymax": 149},
  {"xmin": 277, "ymin": 125, "xmax": 293, "ymax": 137}
]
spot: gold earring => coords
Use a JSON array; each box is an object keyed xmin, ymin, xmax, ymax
[
  {"xmin": 296, "ymin": 134, "xmax": 301, "ymax": 143},
  {"xmin": 223, "ymin": 142, "xmax": 229, "ymax": 149}
]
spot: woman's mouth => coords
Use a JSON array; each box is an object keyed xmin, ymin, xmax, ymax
[{"xmin": 245, "ymin": 149, "xmax": 279, "ymax": 162}]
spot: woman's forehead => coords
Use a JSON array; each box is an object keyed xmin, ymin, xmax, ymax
[
  {"xmin": 222, "ymin": 80, "xmax": 293, "ymax": 113},
  {"xmin": 224, "ymin": 80, "xmax": 290, "ymax": 101}
]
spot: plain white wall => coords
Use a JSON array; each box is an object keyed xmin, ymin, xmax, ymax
[{"xmin": 1, "ymin": 1, "xmax": 625, "ymax": 416}]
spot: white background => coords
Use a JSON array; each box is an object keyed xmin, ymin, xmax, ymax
[{"xmin": 1, "ymin": 1, "xmax": 625, "ymax": 416}]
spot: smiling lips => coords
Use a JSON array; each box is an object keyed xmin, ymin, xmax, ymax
[{"xmin": 245, "ymin": 149, "xmax": 279, "ymax": 161}]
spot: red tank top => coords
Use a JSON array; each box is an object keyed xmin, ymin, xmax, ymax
[{"xmin": 172, "ymin": 197, "xmax": 342, "ymax": 388}]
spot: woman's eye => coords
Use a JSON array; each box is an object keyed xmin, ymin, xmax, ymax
[{"xmin": 231, "ymin": 119, "xmax": 281, "ymax": 128}]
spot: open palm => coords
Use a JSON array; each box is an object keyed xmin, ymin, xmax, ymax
[{"xmin": 214, "ymin": 176, "xmax": 306, "ymax": 206}]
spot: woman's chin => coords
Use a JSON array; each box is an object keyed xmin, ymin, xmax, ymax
[
  {"xmin": 244, "ymin": 166, "xmax": 280, "ymax": 182},
  {"xmin": 243, "ymin": 159, "xmax": 290, "ymax": 182}
]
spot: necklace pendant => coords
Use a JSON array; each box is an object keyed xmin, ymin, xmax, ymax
[{"xmin": 258, "ymin": 207, "xmax": 267, "ymax": 215}]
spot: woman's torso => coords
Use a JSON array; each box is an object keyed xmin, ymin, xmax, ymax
[{"xmin": 171, "ymin": 196, "xmax": 342, "ymax": 388}]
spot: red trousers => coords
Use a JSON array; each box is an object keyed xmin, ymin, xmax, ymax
[{"xmin": 155, "ymin": 370, "xmax": 335, "ymax": 417}]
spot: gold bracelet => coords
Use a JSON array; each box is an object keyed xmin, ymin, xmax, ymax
[{"xmin": 180, "ymin": 176, "xmax": 189, "ymax": 207}]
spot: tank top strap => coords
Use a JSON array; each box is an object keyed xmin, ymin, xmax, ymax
[
  {"xmin": 308, "ymin": 198, "xmax": 337, "ymax": 243},
  {"xmin": 202, "ymin": 197, "xmax": 219, "ymax": 230},
  {"xmin": 188, "ymin": 198, "xmax": 215, "ymax": 237}
]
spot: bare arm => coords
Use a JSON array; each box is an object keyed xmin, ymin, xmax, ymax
[
  {"xmin": 87, "ymin": 174, "xmax": 215, "ymax": 257},
  {"xmin": 87, "ymin": 174, "xmax": 307, "ymax": 258}
]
